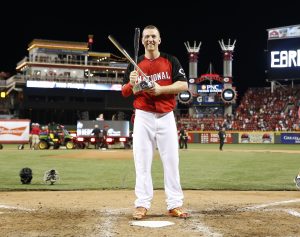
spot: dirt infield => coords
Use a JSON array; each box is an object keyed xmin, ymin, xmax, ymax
[{"xmin": 1, "ymin": 190, "xmax": 300, "ymax": 236}]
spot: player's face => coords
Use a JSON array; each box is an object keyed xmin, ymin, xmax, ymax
[{"xmin": 142, "ymin": 28, "xmax": 161, "ymax": 52}]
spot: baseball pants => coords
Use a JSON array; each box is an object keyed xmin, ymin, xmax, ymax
[{"xmin": 133, "ymin": 109, "xmax": 184, "ymax": 210}]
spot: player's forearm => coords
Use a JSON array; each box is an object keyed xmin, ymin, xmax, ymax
[
  {"xmin": 122, "ymin": 83, "xmax": 133, "ymax": 97},
  {"xmin": 160, "ymin": 81, "xmax": 188, "ymax": 94}
]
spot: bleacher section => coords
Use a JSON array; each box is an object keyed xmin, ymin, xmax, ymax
[{"xmin": 177, "ymin": 86, "xmax": 300, "ymax": 131}]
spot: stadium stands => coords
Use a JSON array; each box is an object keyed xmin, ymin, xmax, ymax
[{"xmin": 177, "ymin": 86, "xmax": 300, "ymax": 131}]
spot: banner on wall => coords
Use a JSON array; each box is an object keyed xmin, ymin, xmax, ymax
[
  {"xmin": 200, "ymin": 133, "xmax": 233, "ymax": 144},
  {"xmin": 238, "ymin": 132, "xmax": 274, "ymax": 144},
  {"xmin": 281, "ymin": 133, "xmax": 300, "ymax": 144},
  {"xmin": 76, "ymin": 120, "xmax": 129, "ymax": 137},
  {"xmin": 0, "ymin": 119, "xmax": 30, "ymax": 144}
]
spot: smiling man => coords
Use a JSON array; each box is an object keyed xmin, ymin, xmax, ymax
[{"xmin": 122, "ymin": 25, "xmax": 189, "ymax": 220}]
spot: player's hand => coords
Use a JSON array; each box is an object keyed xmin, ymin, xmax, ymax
[
  {"xmin": 146, "ymin": 82, "xmax": 161, "ymax": 96},
  {"xmin": 129, "ymin": 70, "xmax": 138, "ymax": 86}
]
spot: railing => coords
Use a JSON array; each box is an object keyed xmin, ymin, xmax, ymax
[
  {"xmin": 16, "ymin": 57, "xmax": 128, "ymax": 69},
  {"xmin": 16, "ymin": 57, "xmax": 28, "ymax": 67}
]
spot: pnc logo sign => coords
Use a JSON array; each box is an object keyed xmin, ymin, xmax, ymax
[{"xmin": 198, "ymin": 84, "xmax": 223, "ymax": 93}]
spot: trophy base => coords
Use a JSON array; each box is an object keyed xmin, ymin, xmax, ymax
[{"xmin": 133, "ymin": 81, "xmax": 154, "ymax": 93}]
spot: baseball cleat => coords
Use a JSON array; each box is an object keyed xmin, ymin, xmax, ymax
[
  {"xmin": 168, "ymin": 207, "xmax": 189, "ymax": 219},
  {"xmin": 132, "ymin": 207, "xmax": 147, "ymax": 220}
]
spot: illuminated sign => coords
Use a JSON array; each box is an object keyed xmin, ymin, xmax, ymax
[
  {"xmin": 189, "ymin": 78, "xmax": 195, "ymax": 84},
  {"xmin": 267, "ymin": 25, "xmax": 300, "ymax": 40},
  {"xmin": 197, "ymin": 84, "xmax": 223, "ymax": 93},
  {"xmin": 26, "ymin": 80, "xmax": 122, "ymax": 91},
  {"xmin": 193, "ymin": 95, "xmax": 222, "ymax": 105},
  {"xmin": 223, "ymin": 77, "xmax": 230, "ymax": 83},
  {"xmin": 221, "ymin": 88, "xmax": 236, "ymax": 103},
  {"xmin": 76, "ymin": 120, "xmax": 129, "ymax": 137},
  {"xmin": 270, "ymin": 50, "xmax": 300, "ymax": 68},
  {"xmin": 267, "ymin": 36, "xmax": 300, "ymax": 80},
  {"xmin": 178, "ymin": 90, "xmax": 192, "ymax": 104}
]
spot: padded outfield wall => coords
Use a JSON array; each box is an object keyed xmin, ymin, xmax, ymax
[{"xmin": 187, "ymin": 131, "xmax": 300, "ymax": 144}]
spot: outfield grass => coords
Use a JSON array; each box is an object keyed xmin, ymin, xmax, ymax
[{"xmin": 0, "ymin": 144, "xmax": 299, "ymax": 191}]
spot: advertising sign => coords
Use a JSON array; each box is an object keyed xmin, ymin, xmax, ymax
[
  {"xmin": 0, "ymin": 119, "xmax": 30, "ymax": 143},
  {"xmin": 267, "ymin": 36, "xmax": 300, "ymax": 80},
  {"xmin": 200, "ymin": 132, "xmax": 233, "ymax": 144},
  {"xmin": 197, "ymin": 84, "xmax": 223, "ymax": 93},
  {"xmin": 281, "ymin": 133, "xmax": 300, "ymax": 144},
  {"xmin": 27, "ymin": 80, "xmax": 122, "ymax": 91},
  {"xmin": 76, "ymin": 120, "xmax": 129, "ymax": 137},
  {"xmin": 268, "ymin": 25, "xmax": 300, "ymax": 40},
  {"xmin": 238, "ymin": 132, "xmax": 274, "ymax": 144}
]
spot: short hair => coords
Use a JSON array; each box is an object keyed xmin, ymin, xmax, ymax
[{"xmin": 143, "ymin": 25, "xmax": 161, "ymax": 37}]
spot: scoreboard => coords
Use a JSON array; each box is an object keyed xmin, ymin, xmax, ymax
[
  {"xmin": 267, "ymin": 25, "xmax": 300, "ymax": 80},
  {"xmin": 193, "ymin": 84, "xmax": 223, "ymax": 105}
]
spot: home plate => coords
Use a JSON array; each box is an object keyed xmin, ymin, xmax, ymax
[{"xmin": 130, "ymin": 221, "xmax": 175, "ymax": 228}]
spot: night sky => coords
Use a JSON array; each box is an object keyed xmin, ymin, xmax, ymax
[{"xmin": 1, "ymin": 3, "xmax": 300, "ymax": 97}]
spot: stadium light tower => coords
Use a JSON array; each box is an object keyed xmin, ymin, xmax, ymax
[
  {"xmin": 184, "ymin": 41, "xmax": 201, "ymax": 116},
  {"xmin": 219, "ymin": 39, "xmax": 236, "ymax": 116}
]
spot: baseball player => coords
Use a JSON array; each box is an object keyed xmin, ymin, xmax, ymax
[{"xmin": 122, "ymin": 25, "xmax": 189, "ymax": 219}]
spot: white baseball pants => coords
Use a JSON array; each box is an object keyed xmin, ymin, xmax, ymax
[{"xmin": 133, "ymin": 109, "xmax": 184, "ymax": 210}]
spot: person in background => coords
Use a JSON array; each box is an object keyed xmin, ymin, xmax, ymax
[
  {"xmin": 100, "ymin": 125, "xmax": 109, "ymax": 150},
  {"xmin": 122, "ymin": 25, "xmax": 189, "ymax": 220},
  {"xmin": 48, "ymin": 122, "xmax": 57, "ymax": 133},
  {"xmin": 30, "ymin": 123, "xmax": 40, "ymax": 150},
  {"xmin": 218, "ymin": 127, "xmax": 226, "ymax": 151},
  {"xmin": 96, "ymin": 113, "xmax": 104, "ymax": 121},
  {"xmin": 91, "ymin": 124, "xmax": 101, "ymax": 149},
  {"xmin": 40, "ymin": 125, "xmax": 49, "ymax": 135},
  {"xmin": 112, "ymin": 113, "xmax": 117, "ymax": 120},
  {"xmin": 179, "ymin": 127, "xmax": 188, "ymax": 149}
]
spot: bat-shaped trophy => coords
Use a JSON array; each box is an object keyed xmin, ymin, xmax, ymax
[{"xmin": 108, "ymin": 31, "xmax": 154, "ymax": 93}]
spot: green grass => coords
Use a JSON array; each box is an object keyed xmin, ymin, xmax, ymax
[{"xmin": 0, "ymin": 144, "xmax": 299, "ymax": 191}]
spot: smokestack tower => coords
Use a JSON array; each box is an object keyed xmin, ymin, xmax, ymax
[
  {"xmin": 184, "ymin": 41, "xmax": 201, "ymax": 116},
  {"xmin": 219, "ymin": 39, "xmax": 236, "ymax": 116}
]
